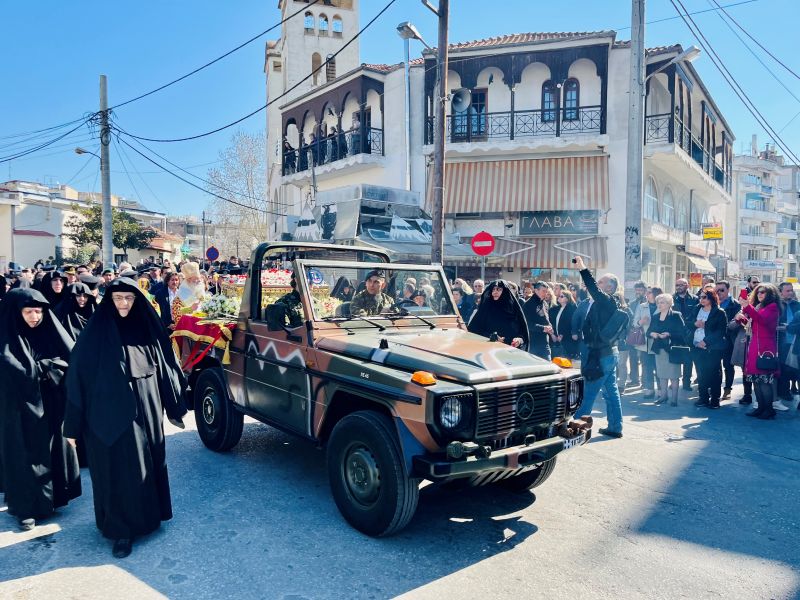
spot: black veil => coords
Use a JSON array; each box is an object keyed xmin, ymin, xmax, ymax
[{"xmin": 467, "ymin": 280, "xmax": 529, "ymax": 348}]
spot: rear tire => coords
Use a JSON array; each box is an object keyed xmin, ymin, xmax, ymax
[
  {"xmin": 194, "ymin": 369, "xmax": 244, "ymax": 452},
  {"xmin": 496, "ymin": 457, "xmax": 557, "ymax": 493},
  {"xmin": 327, "ymin": 411, "xmax": 420, "ymax": 537}
]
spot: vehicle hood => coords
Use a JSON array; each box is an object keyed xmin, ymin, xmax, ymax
[{"xmin": 316, "ymin": 328, "xmax": 560, "ymax": 384}]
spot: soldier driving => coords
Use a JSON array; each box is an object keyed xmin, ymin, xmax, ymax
[
  {"xmin": 349, "ymin": 269, "xmax": 396, "ymax": 317},
  {"xmin": 274, "ymin": 274, "xmax": 303, "ymax": 327}
]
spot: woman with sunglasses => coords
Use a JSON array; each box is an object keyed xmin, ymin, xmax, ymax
[
  {"xmin": 549, "ymin": 289, "xmax": 578, "ymax": 358},
  {"xmin": 737, "ymin": 283, "xmax": 780, "ymax": 419},
  {"xmin": 687, "ymin": 288, "xmax": 728, "ymax": 409}
]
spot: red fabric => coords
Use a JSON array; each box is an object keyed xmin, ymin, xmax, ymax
[
  {"xmin": 172, "ymin": 315, "xmax": 234, "ymax": 347},
  {"xmin": 743, "ymin": 302, "xmax": 780, "ymax": 375}
]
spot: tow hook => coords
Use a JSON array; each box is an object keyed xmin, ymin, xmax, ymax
[
  {"xmin": 559, "ymin": 415, "xmax": 593, "ymax": 437},
  {"xmin": 446, "ymin": 441, "xmax": 492, "ymax": 459}
]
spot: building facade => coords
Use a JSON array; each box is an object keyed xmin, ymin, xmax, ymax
[{"xmin": 265, "ymin": 5, "xmax": 734, "ymax": 289}]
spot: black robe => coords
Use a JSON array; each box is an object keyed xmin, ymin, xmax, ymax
[
  {"xmin": 467, "ymin": 280, "xmax": 530, "ymax": 349},
  {"xmin": 0, "ymin": 288, "xmax": 80, "ymax": 518},
  {"xmin": 64, "ymin": 278, "xmax": 187, "ymax": 540},
  {"xmin": 55, "ymin": 282, "xmax": 97, "ymax": 341},
  {"xmin": 40, "ymin": 271, "xmax": 67, "ymax": 309}
]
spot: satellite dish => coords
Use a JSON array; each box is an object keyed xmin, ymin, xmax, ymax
[{"xmin": 451, "ymin": 88, "xmax": 472, "ymax": 113}]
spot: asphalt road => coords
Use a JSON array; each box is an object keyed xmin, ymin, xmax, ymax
[{"xmin": 1, "ymin": 380, "xmax": 798, "ymax": 600}]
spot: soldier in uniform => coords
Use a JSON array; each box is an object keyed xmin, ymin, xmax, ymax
[
  {"xmin": 275, "ymin": 276, "xmax": 304, "ymax": 327},
  {"xmin": 349, "ymin": 270, "xmax": 396, "ymax": 317}
]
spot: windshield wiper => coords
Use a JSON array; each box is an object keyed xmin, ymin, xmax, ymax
[
  {"xmin": 334, "ymin": 315, "xmax": 386, "ymax": 331},
  {"xmin": 395, "ymin": 308, "xmax": 436, "ymax": 329}
]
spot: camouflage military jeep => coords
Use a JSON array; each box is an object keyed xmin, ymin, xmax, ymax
[{"xmin": 181, "ymin": 243, "xmax": 589, "ymax": 536}]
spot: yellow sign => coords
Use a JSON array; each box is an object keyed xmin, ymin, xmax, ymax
[
  {"xmin": 787, "ymin": 277, "xmax": 798, "ymax": 283},
  {"xmin": 689, "ymin": 273, "xmax": 703, "ymax": 287},
  {"xmin": 702, "ymin": 225, "xmax": 723, "ymax": 240}
]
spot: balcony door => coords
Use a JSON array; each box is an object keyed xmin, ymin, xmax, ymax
[{"xmin": 451, "ymin": 88, "xmax": 487, "ymax": 142}]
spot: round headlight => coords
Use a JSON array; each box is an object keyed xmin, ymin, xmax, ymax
[{"xmin": 440, "ymin": 397, "xmax": 463, "ymax": 429}]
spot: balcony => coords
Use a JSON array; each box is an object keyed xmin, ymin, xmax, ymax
[
  {"xmin": 424, "ymin": 106, "xmax": 604, "ymax": 146},
  {"xmin": 740, "ymin": 233, "xmax": 779, "ymax": 247},
  {"xmin": 644, "ymin": 113, "xmax": 731, "ymax": 195},
  {"xmin": 777, "ymin": 226, "xmax": 797, "ymax": 237},
  {"xmin": 761, "ymin": 185, "xmax": 774, "ymax": 195},
  {"xmin": 777, "ymin": 200, "xmax": 799, "ymax": 216},
  {"xmin": 281, "ymin": 125, "xmax": 383, "ymax": 179},
  {"xmin": 739, "ymin": 205, "xmax": 781, "ymax": 223}
]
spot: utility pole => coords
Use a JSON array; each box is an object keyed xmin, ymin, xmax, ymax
[
  {"xmin": 403, "ymin": 34, "xmax": 412, "ymax": 191},
  {"xmin": 99, "ymin": 75, "xmax": 113, "ymax": 267},
  {"xmin": 202, "ymin": 211, "xmax": 207, "ymax": 266},
  {"xmin": 430, "ymin": 0, "xmax": 449, "ymax": 265},
  {"xmin": 624, "ymin": 0, "xmax": 646, "ymax": 290}
]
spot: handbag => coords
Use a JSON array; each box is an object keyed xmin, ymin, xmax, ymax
[
  {"xmin": 626, "ymin": 326, "xmax": 645, "ymax": 347},
  {"xmin": 668, "ymin": 345, "xmax": 691, "ymax": 364}
]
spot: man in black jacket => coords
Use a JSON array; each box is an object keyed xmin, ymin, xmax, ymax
[
  {"xmin": 673, "ymin": 278, "xmax": 698, "ymax": 390},
  {"xmin": 715, "ymin": 281, "xmax": 740, "ymax": 399},
  {"xmin": 522, "ymin": 281, "xmax": 554, "ymax": 360},
  {"xmin": 154, "ymin": 271, "xmax": 180, "ymax": 330},
  {"xmin": 573, "ymin": 256, "xmax": 623, "ymax": 439},
  {"xmin": 776, "ymin": 282, "xmax": 799, "ymax": 410}
]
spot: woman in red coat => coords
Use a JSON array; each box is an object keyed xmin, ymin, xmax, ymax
[{"xmin": 737, "ymin": 283, "xmax": 780, "ymax": 419}]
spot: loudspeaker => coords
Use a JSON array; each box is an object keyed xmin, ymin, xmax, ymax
[{"xmin": 451, "ymin": 88, "xmax": 472, "ymax": 113}]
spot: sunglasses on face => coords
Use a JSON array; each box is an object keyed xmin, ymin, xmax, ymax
[{"xmin": 757, "ymin": 289, "xmax": 767, "ymax": 294}]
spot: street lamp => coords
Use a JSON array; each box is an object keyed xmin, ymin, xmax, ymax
[
  {"xmin": 646, "ymin": 45, "xmax": 700, "ymax": 81},
  {"xmin": 74, "ymin": 145, "xmax": 113, "ymax": 268},
  {"xmin": 74, "ymin": 147, "xmax": 100, "ymax": 159},
  {"xmin": 397, "ymin": 22, "xmax": 431, "ymax": 192}
]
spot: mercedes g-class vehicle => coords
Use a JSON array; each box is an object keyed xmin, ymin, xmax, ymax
[{"xmin": 178, "ymin": 243, "xmax": 589, "ymax": 536}]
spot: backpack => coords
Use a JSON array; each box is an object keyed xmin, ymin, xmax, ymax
[{"xmin": 599, "ymin": 304, "xmax": 630, "ymax": 345}]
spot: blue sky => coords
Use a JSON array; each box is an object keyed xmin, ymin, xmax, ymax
[{"xmin": 1, "ymin": 0, "xmax": 798, "ymax": 217}]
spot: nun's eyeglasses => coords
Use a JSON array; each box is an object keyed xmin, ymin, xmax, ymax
[{"xmin": 112, "ymin": 294, "xmax": 136, "ymax": 304}]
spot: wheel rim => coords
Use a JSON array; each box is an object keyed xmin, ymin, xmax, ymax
[
  {"xmin": 201, "ymin": 389, "xmax": 217, "ymax": 426},
  {"xmin": 343, "ymin": 444, "xmax": 381, "ymax": 506}
]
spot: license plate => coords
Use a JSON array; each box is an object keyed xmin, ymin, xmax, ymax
[{"xmin": 562, "ymin": 435, "xmax": 585, "ymax": 451}]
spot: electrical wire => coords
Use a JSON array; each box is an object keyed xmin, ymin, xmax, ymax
[
  {"xmin": 110, "ymin": 0, "xmax": 321, "ymax": 110},
  {"xmin": 112, "ymin": 138, "xmax": 149, "ymax": 213},
  {"xmin": 64, "ymin": 145, "xmax": 99, "ymax": 186},
  {"xmin": 117, "ymin": 0, "xmax": 398, "ymax": 143},
  {"xmin": 116, "ymin": 135, "xmax": 288, "ymax": 217},
  {"xmin": 113, "ymin": 135, "xmax": 171, "ymax": 214},
  {"xmin": 670, "ymin": 0, "xmax": 800, "ymax": 165},
  {"xmin": 709, "ymin": 0, "xmax": 800, "ymax": 81},
  {"xmin": 0, "ymin": 115, "xmax": 93, "ymax": 142},
  {"xmin": 0, "ymin": 118, "xmax": 95, "ymax": 164},
  {"xmin": 707, "ymin": 0, "xmax": 800, "ymax": 104}
]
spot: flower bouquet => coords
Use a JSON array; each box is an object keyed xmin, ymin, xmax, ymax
[{"xmin": 199, "ymin": 294, "xmax": 241, "ymax": 321}]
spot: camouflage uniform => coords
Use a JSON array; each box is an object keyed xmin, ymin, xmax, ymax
[
  {"xmin": 276, "ymin": 290, "xmax": 304, "ymax": 327},
  {"xmin": 349, "ymin": 290, "xmax": 396, "ymax": 317}
]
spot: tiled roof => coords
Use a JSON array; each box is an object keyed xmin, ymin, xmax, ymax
[
  {"xmin": 615, "ymin": 41, "xmax": 684, "ymax": 56},
  {"xmin": 446, "ymin": 31, "xmax": 615, "ymax": 51}
]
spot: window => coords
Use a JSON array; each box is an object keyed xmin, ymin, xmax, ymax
[
  {"xmin": 311, "ymin": 53, "xmax": 322, "ymax": 85},
  {"xmin": 332, "ymin": 16, "xmax": 343, "ymax": 35},
  {"xmin": 319, "ymin": 14, "xmax": 328, "ymax": 34},
  {"xmin": 326, "ymin": 54, "xmax": 336, "ymax": 82},
  {"xmin": 304, "ymin": 12, "xmax": 314, "ymax": 32},
  {"xmin": 661, "ymin": 186, "xmax": 675, "ymax": 228},
  {"xmin": 451, "ymin": 89, "xmax": 487, "ymax": 140},
  {"xmin": 644, "ymin": 176, "xmax": 659, "ymax": 222},
  {"xmin": 563, "ymin": 78, "xmax": 579, "ymax": 121},
  {"xmin": 542, "ymin": 81, "xmax": 557, "ymax": 122},
  {"xmin": 675, "ymin": 197, "xmax": 688, "ymax": 230}
]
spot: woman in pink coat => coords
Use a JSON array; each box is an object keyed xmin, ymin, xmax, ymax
[{"xmin": 737, "ymin": 283, "xmax": 780, "ymax": 419}]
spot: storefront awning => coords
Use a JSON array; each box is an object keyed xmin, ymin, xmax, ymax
[
  {"xmin": 687, "ymin": 255, "xmax": 716, "ymax": 273},
  {"xmin": 446, "ymin": 236, "xmax": 608, "ymax": 269},
  {"xmin": 434, "ymin": 156, "xmax": 609, "ymax": 214}
]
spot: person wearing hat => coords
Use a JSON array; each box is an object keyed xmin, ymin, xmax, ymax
[
  {"xmin": 64, "ymin": 278, "xmax": 187, "ymax": 558},
  {"xmin": 146, "ymin": 265, "xmax": 164, "ymax": 296},
  {"xmin": 350, "ymin": 270, "xmax": 396, "ymax": 317},
  {"xmin": 64, "ymin": 266, "xmax": 78, "ymax": 285},
  {"xmin": 78, "ymin": 274, "xmax": 102, "ymax": 299},
  {"xmin": 98, "ymin": 265, "xmax": 116, "ymax": 297}
]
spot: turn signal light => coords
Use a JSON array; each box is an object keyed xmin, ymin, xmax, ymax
[
  {"xmin": 552, "ymin": 357, "xmax": 573, "ymax": 368},
  {"xmin": 411, "ymin": 371, "xmax": 437, "ymax": 385}
]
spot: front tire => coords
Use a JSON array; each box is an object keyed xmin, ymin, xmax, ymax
[
  {"xmin": 496, "ymin": 457, "xmax": 557, "ymax": 492},
  {"xmin": 193, "ymin": 369, "xmax": 244, "ymax": 452},
  {"xmin": 327, "ymin": 411, "xmax": 420, "ymax": 537}
]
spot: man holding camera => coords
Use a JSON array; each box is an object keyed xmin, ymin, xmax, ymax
[{"xmin": 573, "ymin": 256, "xmax": 624, "ymax": 439}]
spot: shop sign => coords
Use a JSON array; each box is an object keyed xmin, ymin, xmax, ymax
[
  {"xmin": 519, "ymin": 210, "xmax": 599, "ymax": 236},
  {"xmin": 702, "ymin": 224, "xmax": 723, "ymax": 240},
  {"xmin": 689, "ymin": 273, "xmax": 703, "ymax": 287},
  {"xmin": 743, "ymin": 260, "xmax": 782, "ymax": 270}
]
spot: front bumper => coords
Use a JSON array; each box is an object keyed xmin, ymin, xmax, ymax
[{"xmin": 412, "ymin": 428, "xmax": 591, "ymax": 479}]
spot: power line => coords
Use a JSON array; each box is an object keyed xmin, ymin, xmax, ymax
[
  {"xmin": 113, "ymin": 135, "xmax": 171, "ymax": 214},
  {"xmin": 670, "ymin": 0, "xmax": 800, "ymax": 165},
  {"xmin": 0, "ymin": 115, "xmax": 92, "ymax": 142},
  {"xmin": 0, "ymin": 118, "xmax": 95, "ymax": 164},
  {"xmin": 116, "ymin": 135, "xmax": 288, "ymax": 217},
  {"xmin": 707, "ymin": 0, "xmax": 800, "ymax": 104},
  {"xmin": 709, "ymin": 0, "xmax": 800, "ymax": 81},
  {"xmin": 117, "ymin": 0, "xmax": 399, "ymax": 143},
  {"xmin": 110, "ymin": 0, "xmax": 321, "ymax": 110},
  {"xmin": 65, "ymin": 145, "xmax": 99, "ymax": 186},
  {"xmin": 617, "ymin": 0, "xmax": 761, "ymax": 31}
]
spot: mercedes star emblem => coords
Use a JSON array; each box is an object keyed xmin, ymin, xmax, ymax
[{"xmin": 516, "ymin": 392, "xmax": 535, "ymax": 420}]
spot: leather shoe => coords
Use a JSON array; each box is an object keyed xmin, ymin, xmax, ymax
[
  {"xmin": 18, "ymin": 518, "xmax": 35, "ymax": 531},
  {"xmin": 722, "ymin": 388, "xmax": 731, "ymax": 399},
  {"xmin": 598, "ymin": 427, "xmax": 623, "ymax": 439},
  {"xmin": 112, "ymin": 538, "xmax": 133, "ymax": 559}
]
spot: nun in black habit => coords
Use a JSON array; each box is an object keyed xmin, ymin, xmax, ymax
[
  {"xmin": 55, "ymin": 282, "xmax": 97, "ymax": 341},
  {"xmin": 0, "ymin": 288, "xmax": 81, "ymax": 530},
  {"xmin": 64, "ymin": 278, "xmax": 187, "ymax": 558},
  {"xmin": 40, "ymin": 270, "xmax": 67, "ymax": 309},
  {"xmin": 467, "ymin": 280, "xmax": 529, "ymax": 350}
]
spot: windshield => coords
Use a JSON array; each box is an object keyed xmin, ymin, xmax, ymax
[{"xmin": 301, "ymin": 264, "xmax": 456, "ymax": 321}]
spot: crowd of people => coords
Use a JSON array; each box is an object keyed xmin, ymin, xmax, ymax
[{"xmin": 0, "ymin": 256, "xmax": 247, "ymax": 558}]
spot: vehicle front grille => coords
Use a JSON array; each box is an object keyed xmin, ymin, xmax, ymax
[{"xmin": 476, "ymin": 379, "xmax": 566, "ymax": 440}]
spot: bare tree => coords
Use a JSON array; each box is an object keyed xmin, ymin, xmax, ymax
[{"xmin": 206, "ymin": 130, "xmax": 268, "ymax": 259}]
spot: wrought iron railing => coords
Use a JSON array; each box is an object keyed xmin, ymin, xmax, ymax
[
  {"xmin": 282, "ymin": 126, "xmax": 383, "ymax": 175},
  {"xmin": 424, "ymin": 105, "xmax": 603, "ymax": 144}
]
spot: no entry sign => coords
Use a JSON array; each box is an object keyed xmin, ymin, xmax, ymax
[
  {"xmin": 206, "ymin": 246, "xmax": 220, "ymax": 261},
  {"xmin": 471, "ymin": 231, "xmax": 496, "ymax": 256}
]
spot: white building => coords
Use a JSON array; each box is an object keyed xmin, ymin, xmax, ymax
[
  {"xmin": 265, "ymin": 5, "xmax": 734, "ymax": 289},
  {"xmin": 0, "ymin": 180, "xmax": 170, "ymax": 270}
]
